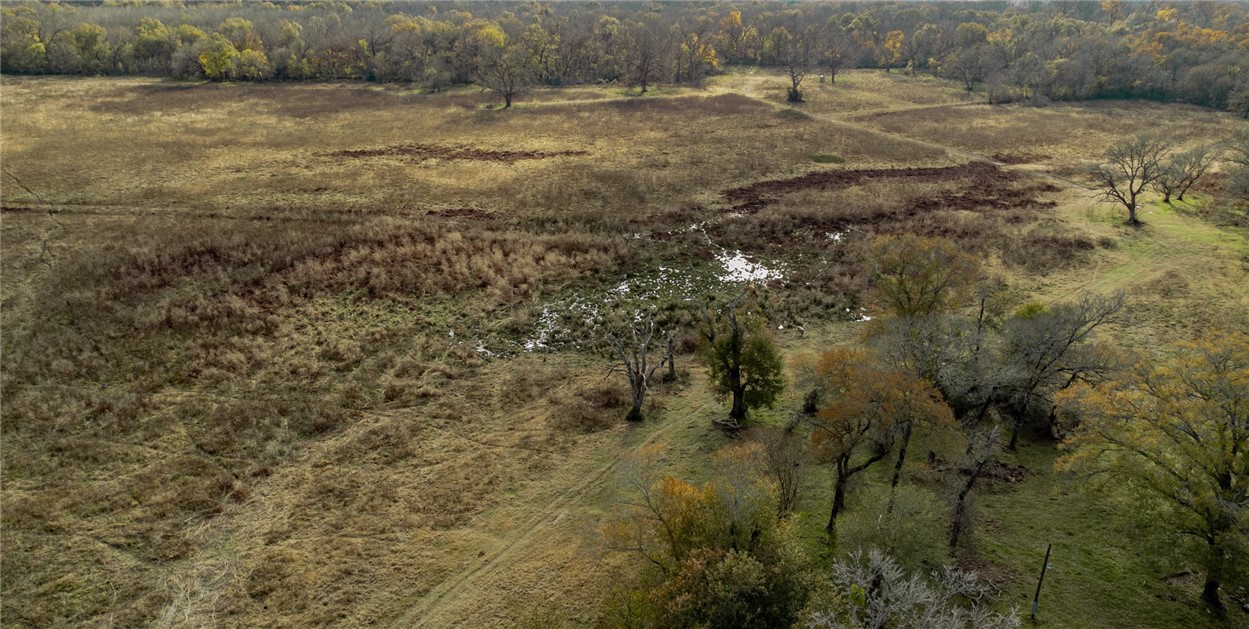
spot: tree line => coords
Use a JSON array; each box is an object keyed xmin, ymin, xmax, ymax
[
  {"xmin": 3, "ymin": 1, "xmax": 1248, "ymax": 112},
  {"xmin": 592, "ymin": 233, "xmax": 1246, "ymax": 623}
]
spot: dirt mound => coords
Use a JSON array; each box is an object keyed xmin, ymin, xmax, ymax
[
  {"xmin": 982, "ymin": 460, "xmax": 1030, "ymax": 483},
  {"xmin": 332, "ymin": 144, "xmax": 587, "ymax": 163},
  {"xmin": 724, "ymin": 161, "xmax": 1054, "ymax": 215}
]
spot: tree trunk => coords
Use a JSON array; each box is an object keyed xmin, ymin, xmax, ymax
[
  {"xmin": 729, "ymin": 386, "xmax": 746, "ymax": 422},
  {"xmin": 1127, "ymin": 202, "xmax": 1140, "ymax": 226},
  {"xmin": 1201, "ymin": 576, "xmax": 1224, "ymax": 617},
  {"xmin": 728, "ymin": 360, "xmax": 746, "ymax": 421},
  {"xmin": 886, "ymin": 425, "xmax": 913, "ymax": 514},
  {"xmin": 665, "ymin": 337, "xmax": 677, "ymax": 383},
  {"xmin": 890, "ymin": 424, "xmax": 912, "ymax": 491},
  {"xmin": 1008, "ymin": 418, "xmax": 1021, "ymax": 451},
  {"xmin": 974, "ymin": 394, "xmax": 993, "ymax": 427},
  {"xmin": 503, "ymin": 93, "xmax": 513, "ymax": 109},
  {"xmin": 626, "ymin": 401, "xmax": 644, "ymax": 422},
  {"xmin": 626, "ymin": 371, "xmax": 645, "ymax": 421},
  {"xmin": 949, "ymin": 462, "xmax": 983, "ymax": 550},
  {"xmin": 827, "ymin": 458, "xmax": 849, "ymax": 535}
]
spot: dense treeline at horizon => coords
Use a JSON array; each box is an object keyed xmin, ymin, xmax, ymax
[{"xmin": 3, "ymin": 0, "xmax": 1248, "ymax": 111}]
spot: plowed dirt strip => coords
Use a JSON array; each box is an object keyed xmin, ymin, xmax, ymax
[
  {"xmin": 723, "ymin": 161, "xmax": 1048, "ymax": 214},
  {"xmin": 331, "ymin": 143, "xmax": 588, "ymax": 163}
]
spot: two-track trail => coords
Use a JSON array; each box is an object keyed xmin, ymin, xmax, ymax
[{"xmin": 388, "ymin": 400, "xmax": 705, "ymax": 627}]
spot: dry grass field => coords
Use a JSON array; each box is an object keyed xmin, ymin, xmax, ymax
[{"xmin": 2, "ymin": 69, "xmax": 1246, "ymax": 628}]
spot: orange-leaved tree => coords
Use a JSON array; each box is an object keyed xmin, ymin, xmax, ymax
[{"xmin": 808, "ymin": 349, "xmax": 956, "ymax": 536}]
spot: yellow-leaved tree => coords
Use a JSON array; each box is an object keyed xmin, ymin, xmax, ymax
[
  {"xmin": 599, "ymin": 444, "xmax": 812, "ymax": 628},
  {"xmin": 1057, "ymin": 330, "xmax": 1249, "ymax": 616}
]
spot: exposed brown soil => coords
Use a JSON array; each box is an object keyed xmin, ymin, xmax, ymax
[
  {"xmin": 977, "ymin": 460, "xmax": 1032, "ymax": 493},
  {"xmin": 332, "ymin": 143, "xmax": 587, "ymax": 163},
  {"xmin": 724, "ymin": 161, "xmax": 1057, "ymax": 215},
  {"xmin": 990, "ymin": 151, "xmax": 1049, "ymax": 164},
  {"xmin": 956, "ymin": 555, "xmax": 1020, "ymax": 588}
]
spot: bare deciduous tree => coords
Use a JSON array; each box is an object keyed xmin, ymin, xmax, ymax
[
  {"xmin": 475, "ymin": 43, "xmax": 535, "ymax": 109},
  {"xmin": 1154, "ymin": 144, "xmax": 1218, "ymax": 203},
  {"xmin": 624, "ymin": 17, "xmax": 668, "ymax": 95},
  {"xmin": 764, "ymin": 21, "xmax": 816, "ymax": 103},
  {"xmin": 599, "ymin": 302, "xmax": 665, "ymax": 422},
  {"xmin": 752, "ymin": 426, "xmax": 804, "ymax": 516},
  {"xmin": 943, "ymin": 44, "xmax": 990, "ymax": 91},
  {"xmin": 1091, "ymin": 134, "xmax": 1170, "ymax": 226},
  {"xmin": 949, "ymin": 426, "xmax": 1002, "ymax": 551}
]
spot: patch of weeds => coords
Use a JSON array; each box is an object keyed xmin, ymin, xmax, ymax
[
  {"xmin": 776, "ymin": 108, "xmax": 812, "ymax": 121},
  {"xmin": 810, "ymin": 153, "xmax": 844, "ymax": 164}
]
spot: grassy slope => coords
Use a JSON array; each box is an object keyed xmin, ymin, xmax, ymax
[{"xmin": 2, "ymin": 69, "xmax": 1246, "ymax": 628}]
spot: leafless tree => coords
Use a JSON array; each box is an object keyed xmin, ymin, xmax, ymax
[
  {"xmin": 600, "ymin": 304, "xmax": 664, "ymax": 422},
  {"xmin": 752, "ymin": 426, "xmax": 804, "ymax": 516},
  {"xmin": 765, "ymin": 22, "xmax": 817, "ymax": 102},
  {"xmin": 1091, "ymin": 134, "xmax": 1170, "ymax": 225},
  {"xmin": 475, "ymin": 43, "xmax": 535, "ymax": 109},
  {"xmin": 949, "ymin": 427, "xmax": 1002, "ymax": 551},
  {"xmin": 624, "ymin": 17, "xmax": 668, "ymax": 95},
  {"xmin": 820, "ymin": 23, "xmax": 852, "ymax": 84},
  {"xmin": 1154, "ymin": 144, "xmax": 1219, "ymax": 203},
  {"xmin": 943, "ymin": 45, "xmax": 990, "ymax": 91}
]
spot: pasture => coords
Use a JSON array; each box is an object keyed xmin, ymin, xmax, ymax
[{"xmin": 2, "ymin": 69, "xmax": 1246, "ymax": 627}]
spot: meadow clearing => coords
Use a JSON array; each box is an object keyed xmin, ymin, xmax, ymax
[{"xmin": 2, "ymin": 69, "xmax": 1247, "ymax": 627}]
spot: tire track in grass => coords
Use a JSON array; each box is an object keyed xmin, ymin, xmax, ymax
[{"xmin": 388, "ymin": 400, "xmax": 706, "ymax": 628}]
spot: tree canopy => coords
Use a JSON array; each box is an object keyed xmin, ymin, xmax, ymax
[
  {"xmin": 1057, "ymin": 331, "xmax": 1249, "ymax": 615},
  {"xmin": 3, "ymin": 1, "xmax": 1247, "ymax": 111}
]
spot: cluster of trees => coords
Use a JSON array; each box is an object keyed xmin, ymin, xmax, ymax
[
  {"xmin": 1092, "ymin": 133, "xmax": 1235, "ymax": 225},
  {"xmin": 599, "ymin": 444, "xmax": 1019, "ymax": 628},
  {"xmin": 4, "ymin": 1, "xmax": 1248, "ymax": 111},
  {"xmin": 600, "ymin": 233, "xmax": 1245, "ymax": 615},
  {"xmin": 804, "ymin": 236, "xmax": 1126, "ymax": 545}
]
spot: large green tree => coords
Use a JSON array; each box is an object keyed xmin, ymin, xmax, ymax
[{"xmin": 697, "ymin": 290, "xmax": 785, "ymax": 426}]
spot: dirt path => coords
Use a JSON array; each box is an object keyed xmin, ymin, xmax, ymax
[{"xmin": 388, "ymin": 400, "xmax": 706, "ymax": 627}]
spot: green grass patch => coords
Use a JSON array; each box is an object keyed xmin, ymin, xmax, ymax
[{"xmin": 974, "ymin": 443, "xmax": 1232, "ymax": 628}]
